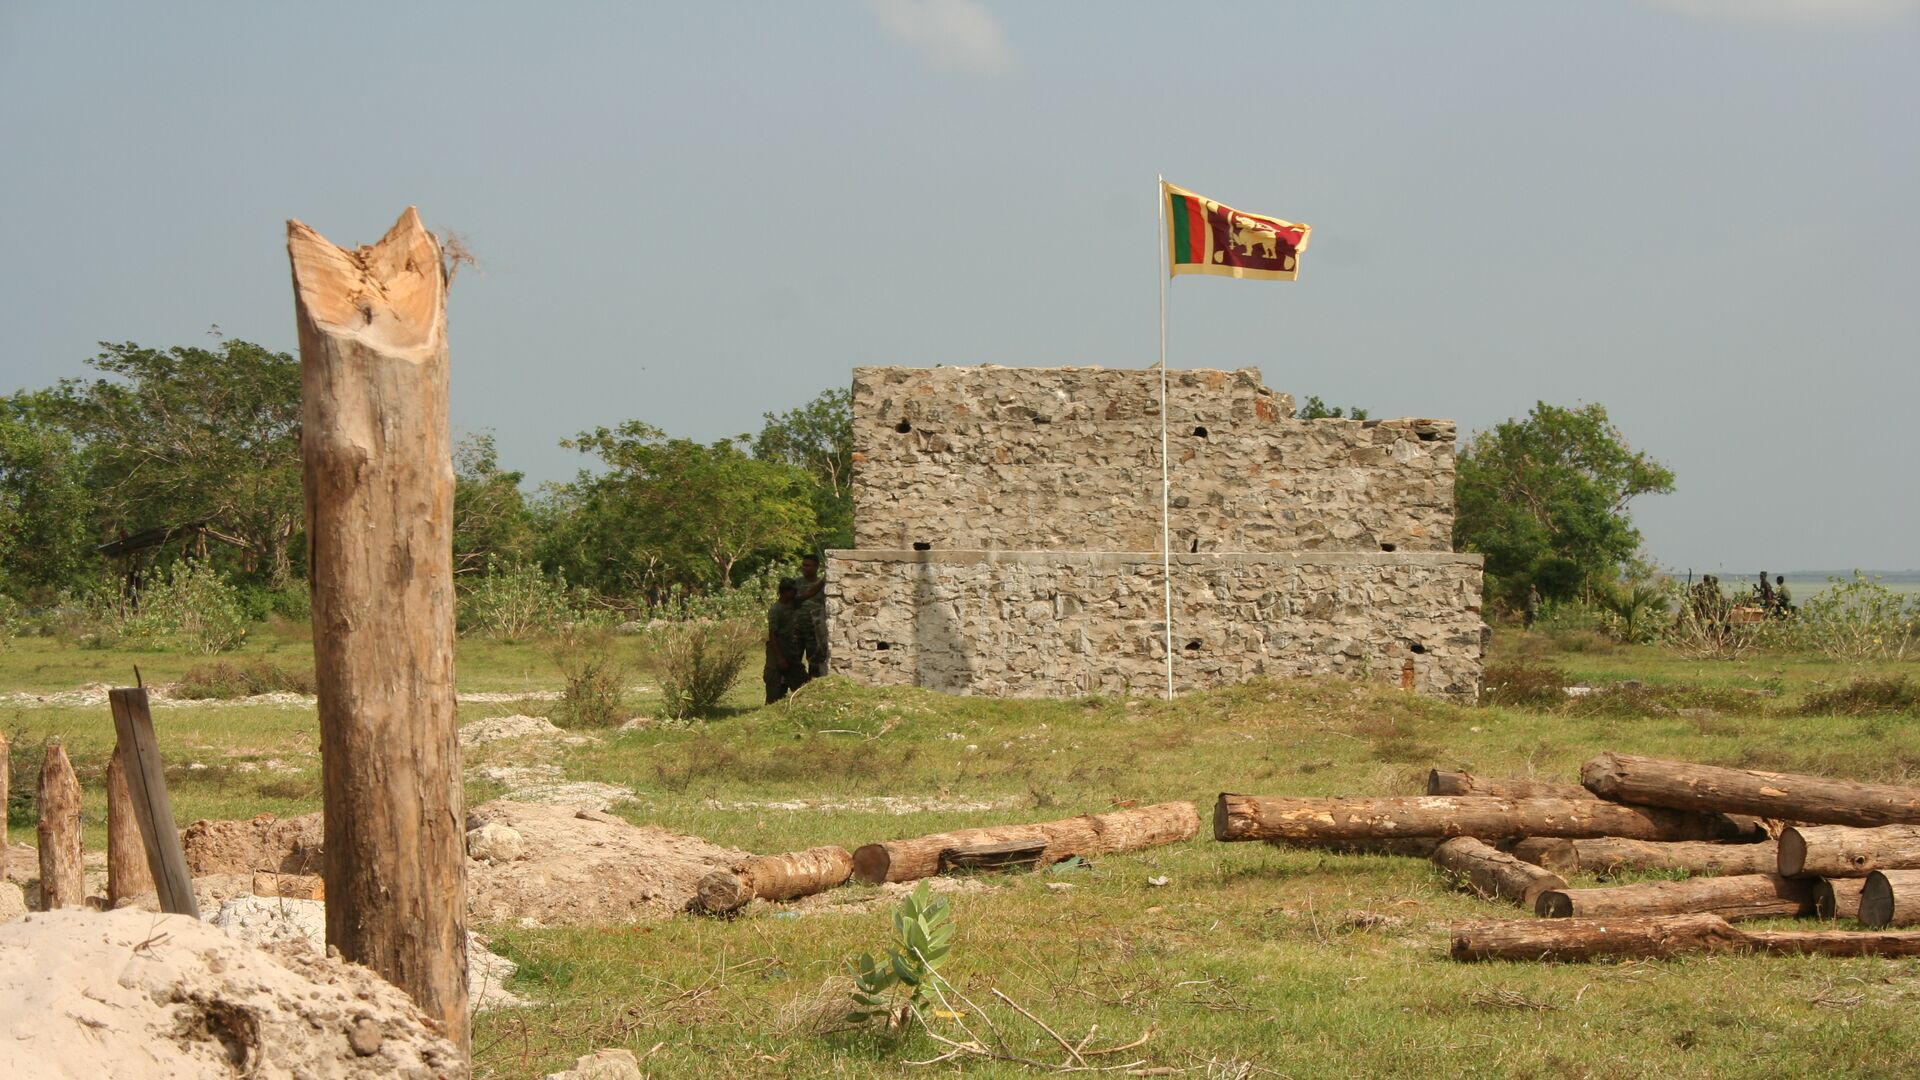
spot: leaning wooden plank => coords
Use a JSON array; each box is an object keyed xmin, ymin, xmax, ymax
[
  {"xmin": 694, "ymin": 846, "xmax": 854, "ymax": 915},
  {"xmin": 1860, "ymin": 869, "xmax": 1920, "ymax": 928},
  {"xmin": 1535, "ymin": 873, "xmax": 1815, "ymax": 921},
  {"xmin": 1815, "ymin": 877, "xmax": 1867, "ymax": 920},
  {"xmin": 1432, "ymin": 837, "xmax": 1566, "ymax": 906},
  {"xmin": 1582, "ymin": 753, "xmax": 1920, "ymax": 828},
  {"xmin": 1511, "ymin": 837, "xmax": 1779, "ymax": 878},
  {"xmin": 1427, "ymin": 770, "xmax": 1597, "ymax": 801},
  {"xmin": 1213, "ymin": 794, "xmax": 1765, "ymax": 845},
  {"xmin": 1777, "ymin": 824, "xmax": 1920, "ymax": 878},
  {"xmin": 109, "ymin": 687, "xmax": 199, "ymax": 917},
  {"xmin": 852, "ymin": 801, "xmax": 1199, "ymax": 885},
  {"xmin": 1453, "ymin": 913, "xmax": 1920, "ymax": 962},
  {"xmin": 290, "ymin": 208, "xmax": 467, "ymax": 1054},
  {"xmin": 36, "ymin": 742, "xmax": 85, "ymax": 910}
]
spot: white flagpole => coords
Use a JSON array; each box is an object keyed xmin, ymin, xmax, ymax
[{"xmin": 1157, "ymin": 175, "xmax": 1174, "ymax": 701}]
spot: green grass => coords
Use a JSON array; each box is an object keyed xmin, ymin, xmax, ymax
[{"xmin": 4, "ymin": 623, "xmax": 1919, "ymax": 1077}]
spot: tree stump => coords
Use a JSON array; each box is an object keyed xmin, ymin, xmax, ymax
[
  {"xmin": 106, "ymin": 750, "xmax": 156, "ymax": 905},
  {"xmin": 36, "ymin": 743, "xmax": 84, "ymax": 910},
  {"xmin": 289, "ymin": 208, "xmax": 467, "ymax": 1055}
]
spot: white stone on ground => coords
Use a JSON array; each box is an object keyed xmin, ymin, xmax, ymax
[
  {"xmin": 459, "ymin": 713, "xmax": 599, "ymax": 748},
  {"xmin": 548, "ymin": 1048, "xmax": 645, "ymax": 1080}
]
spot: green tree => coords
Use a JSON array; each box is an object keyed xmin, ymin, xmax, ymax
[
  {"xmin": 1298, "ymin": 395, "xmax": 1369, "ymax": 420},
  {"xmin": 453, "ymin": 431, "xmax": 533, "ymax": 576},
  {"xmin": 47, "ymin": 337, "xmax": 304, "ymax": 585},
  {"xmin": 541, "ymin": 422, "xmax": 817, "ymax": 601},
  {"xmin": 0, "ymin": 392, "xmax": 97, "ymax": 600},
  {"xmin": 752, "ymin": 388, "xmax": 853, "ymax": 552},
  {"xmin": 1454, "ymin": 402, "xmax": 1674, "ymax": 607}
]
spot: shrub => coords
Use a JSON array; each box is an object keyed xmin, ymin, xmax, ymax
[
  {"xmin": 6, "ymin": 735, "xmax": 42, "ymax": 829},
  {"xmin": 656, "ymin": 619, "xmax": 756, "ymax": 719},
  {"xmin": 1480, "ymin": 659, "xmax": 1570, "ymax": 708},
  {"xmin": 1800, "ymin": 675, "xmax": 1919, "ymax": 717},
  {"xmin": 127, "ymin": 562, "xmax": 250, "ymax": 654},
  {"xmin": 1789, "ymin": 573, "xmax": 1919, "ymax": 663},
  {"xmin": 1596, "ymin": 580, "xmax": 1673, "ymax": 644},
  {"xmin": 551, "ymin": 627, "xmax": 626, "ymax": 727},
  {"xmin": 458, "ymin": 560, "xmax": 576, "ymax": 640},
  {"xmin": 847, "ymin": 881, "xmax": 956, "ymax": 1030},
  {"xmin": 0, "ymin": 594, "xmax": 18, "ymax": 649},
  {"xmin": 175, "ymin": 659, "xmax": 316, "ymax": 700},
  {"xmin": 671, "ymin": 564, "xmax": 792, "ymax": 624}
]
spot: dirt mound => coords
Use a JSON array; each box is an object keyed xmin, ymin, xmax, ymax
[
  {"xmin": 0, "ymin": 907, "xmax": 461, "ymax": 1078},
  {"xmin": 182, "ymin": 812, "xmax": 324, "ymax": 876},
  {"xmin": 459, "ymin": 714, "xmax": 598, "ymax": 748},
  {"xmin": 466, "ymin": 801, "xmax": 749, "ymax": 927}
]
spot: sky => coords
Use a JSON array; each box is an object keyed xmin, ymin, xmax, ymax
[{"xmin": 3, "ymin": 1, "xmax": 1916, "ymax": 575}]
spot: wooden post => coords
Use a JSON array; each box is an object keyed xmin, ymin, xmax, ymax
[
  {"xmin": 109, "ymin": 687, "xmax": 199, "ymax": 916},
  {"xmin": 1213, "ymin": 793, "xmax": 1766, "ymax": 845},
  {"xmin": 106, "ymin": 750, "xmax": 155, "ymax": 905},
  {"xmin": 1582, "ymin": 752, "xmax": 1920, "ymax": 827},
  {"xmin": 289, "ymin": 208, "xmax": 467, "ymax": 1055},
  {"xmin": 36, "ymin": 742, "xmax": 84, "ymax": 910}
]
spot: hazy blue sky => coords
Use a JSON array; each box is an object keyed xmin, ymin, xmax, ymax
[{"xmin": 4, "ymin": 1, "xmax": 1915, "ymax": 574}]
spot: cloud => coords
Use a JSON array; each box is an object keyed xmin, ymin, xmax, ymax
[
  {"xmin": 1641, "ymin": 0, "xmax": 1920, "ymax": 21},
  {"xmin": 866, "ymin": 0, "xmax": 1011, "ymax": 73}
]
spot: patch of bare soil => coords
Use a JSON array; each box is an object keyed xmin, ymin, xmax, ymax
[
  {"xmin": 466, "ymin": 801, "xmax": 749, "ymax": 927},
  {"xmin": 459, "ymin": 713, "xmax": 598, "ymax": 748},
  {"xmin": 0, "ymin": 907, "xmax": 461, "ymax": 1078}
]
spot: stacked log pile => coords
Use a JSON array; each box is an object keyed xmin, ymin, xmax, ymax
[{"xmin": 1221, "ymin": 755, "xmax": 1920, "ymax": 961}]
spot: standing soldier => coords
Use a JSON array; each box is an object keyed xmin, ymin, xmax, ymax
[
  {"xmin": 1758, "ymin": 571, "xmax": 1773, "ymax": 611},
  {"xmin": 1523, "ymin": 584, "xmax": 1541, "ymax": 631},
  {"xmin": 764, "ymin": 579, "xmax": 808, "ymax": 704},
  {"xmin": 1773, "ymin": 574, "xmax": 1793, "ymax": 617},
  {"xmin": 797, "ymin": 554, "xmax": 829, "ymax": 679}
]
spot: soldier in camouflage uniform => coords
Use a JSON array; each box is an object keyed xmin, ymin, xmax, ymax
[
  {"xmin": 764, "ymin": 578, "xmax": 809, "ymax": 704},
  {"xmin": 796, "ymin": 554, "xmax": 829, "ymax": 679}
]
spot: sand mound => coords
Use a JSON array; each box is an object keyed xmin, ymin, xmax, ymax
[
  {"xmin": 466, "ymin": 801, "xmax": 749, "ymax": 927},
  {"xmin": 0, "ymin": 907, "xmax": 461, "ymax": 1079},
  {"xmin": 459, "ymin": 714, "xmax": 598, "ymax": 748},
  {"xmin": 182, "ymin": 812, "xmax": 324, "ymax": 876}
]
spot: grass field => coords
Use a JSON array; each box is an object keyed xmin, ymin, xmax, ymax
[{"xmin": 4, "ymin": 625, "xmax": 1918, "ymax": 1078}]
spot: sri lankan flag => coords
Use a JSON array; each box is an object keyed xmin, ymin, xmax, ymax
[{"xmin": 1164, "ymin": 181, "xmax": 1311, "ymax": 281}]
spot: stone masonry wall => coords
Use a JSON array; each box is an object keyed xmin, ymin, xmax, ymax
[
  {"xmin": 827, "ymin": 551, "xmax": 1485, "ymax": 701},
  {"xmin": 851, "ymin": 366, "xmax": 1457, "ymax": 554}
]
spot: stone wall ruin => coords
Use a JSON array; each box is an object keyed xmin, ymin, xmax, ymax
[{"xmin": 826, "ymin": 365, "xmax": 1486, "ymax": 701}]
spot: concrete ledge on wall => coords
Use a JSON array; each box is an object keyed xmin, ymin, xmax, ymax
[{"xmin": 827, "ymin": 549, "xmax": 1483, "ymax": 570}]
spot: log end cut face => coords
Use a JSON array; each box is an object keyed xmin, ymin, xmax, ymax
[{"xmin": 287, "ymin": 207, "xmax": 445, "ymax": 357}]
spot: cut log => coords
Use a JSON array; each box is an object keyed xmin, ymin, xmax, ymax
[
  {"xmin": 36, "ymin": 743, "xmax": 84, "ymax": 910},
  {"xmin": 941, "ymin": 839, "xmax": 1048, "ymax": 873},
  {"xmin": 1453, "ymin": 913, "xmax": 1920, "ymax": 962},
  {"xmin": 106, "ymin": 750, "xmax": 156, "ymax": 906},
  {"xmin": 1213, "ymin": 794, "xmax": 1764, "ymax": 845},
  {"xmin": 1582, "ymin": 752, "xmax": 1920, "ymax": 828},
  {"xmin": 1511, "ymin": 837, "xmax": 1779, "ymax": 879},
  {"xmin": 1777, "ymin": 824, "xmax": 1920, "ymax": 878},
  {"xmin": 1432, "ymin": 837, "xmax": 1566, "ymax": 906},
  {"xmin": 1860, "ymin": 869, "xmax": 1920, "ymax": 929},
  {"xmin": 853, "ymin": 801, "xmax": 1198, "ymax": 884},
  {"xmin": 1815, "ymin": 877, "xmax": 1867, "ymax": 920},
  {"xmin": 1535, "ymin": 873, "xmax": 1815, "ymax": 921},
  {"xmin": 1426, "ymin": 770, "xmax": 1596, "ymax": 800},
  {"xmin": 290, "ymin": 208, "xmax": 467, "ymax": 1055},
  {"xmin": 693, "ymin": 845, "xmax": 854, "ymax": 915}
]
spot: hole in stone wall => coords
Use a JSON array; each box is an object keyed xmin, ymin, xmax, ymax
[
  {"xmin": 1380, "ymin": 543, "xmax": 1397, "ymax": 552},
  {"xmin": 1185, "ymin": 640, "xmax": 1202, "ymax": 651},
  {"xmin": 876, "ymin": 641, "xmax": 892, "ymax": 650},
  {"xmin": 895, "ymin": 421, "xmax": 912, "ymax": 433},
  {"xmin": 1189, "ymin": 539, "xmax": 1199, "ymax": 553},
  {"xmin": 1409, "ymin": 643, "xmax": 1427, "ymax": 654},
  {"xmin": 912, "ymin": 541, "xmax": 932, "ymax": 551},
  {"xmin": 1418, "ymin": 431, "xmax": 1439, "ymax": 442},
  {"xmin": 1192, "ymin": 426, "xmax": 1209, "ymax": 438}
]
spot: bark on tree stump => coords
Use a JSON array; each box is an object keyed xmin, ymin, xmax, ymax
[
  {"xmin": 694, "ymin": 846, "xmax": 854, "ymax": 915},
  {"xmin": 1213, "ymin": 794, "xmax": 1764, "ymax": 845},
  {"xmin": 852, "ymin": 801, "xmax": 1198, "ymax": 884},
  {"xmin": 36, "ymin": 743, "xmax": 84, "ymax": 910},
  {"xmin": 289, "ymin": 208, "xmax": 467, "ymax": 1056},
  {"xmin": 1432, "ymin": 837, "xmax": 1566, "ymax": 906},
  {"xmin": 1582, "ymin": 753, "xmax": 1920, "ymax": 828},
  {"xmin": 1859, "ymin": 869, "xmax": 1920, "ymax": 929},
  {"xmin": 1512, "ymin": 837, "xmax": 1779, "ymax": 879},
  {"xmin": 1777, "ymin": 824, "xmax": 1920, "ymax": 878},
  {"xmin": 1815, "ymin": 877, "xmax": 1867, "ymax": 920},
  {"xmin": 1534, "ymin": 873, "xmax": 1815, "ymax": 921},
  {"xmin": 1452, "ymin": 913, "xmax": 1920, "ymax": 962},
  {"xmin": 106, "ymin": 750, "xmax": 156, "ymax": 905}
]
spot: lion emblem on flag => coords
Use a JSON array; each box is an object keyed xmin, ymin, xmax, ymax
[{"xmin": 1230, "ymin": 216, "xmax": 1282, "ymax": 259}]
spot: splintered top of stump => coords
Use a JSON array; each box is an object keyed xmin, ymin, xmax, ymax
[{"xmin": 286, "ymin": 207, "xmax": 444, "ymax": 357}]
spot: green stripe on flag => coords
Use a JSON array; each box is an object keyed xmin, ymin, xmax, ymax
[{"xmin": 1169, "ymin": 194, "xmax": 1193, "ymax": 264}]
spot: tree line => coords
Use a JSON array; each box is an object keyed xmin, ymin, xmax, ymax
[{"xmin": 0, "ymin": 335, "xmax": 1670, "ymax": 618}]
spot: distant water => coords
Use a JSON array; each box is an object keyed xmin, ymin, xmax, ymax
[{"xmin": 1668, "ymin": 570, "xmax": 1920, "ymax": 599}]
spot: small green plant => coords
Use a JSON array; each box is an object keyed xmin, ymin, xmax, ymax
[
  {"xmin": 656, "ymin": 619, "xmax": 755, "ymax": 719},
  {"xmin": 1597, "ymin": 580, "xmax": 1672, "ymax": 644},
  {"xmin": 550, "ymin": 626, "xmax": 626, "ymax": 727},
  {"xmin": 847, "ymin": 881, "xmax": 956, "ymax": 1030},
  {"xmin": 458, "ymin": 560, "xmax": 578, "ymax": 641}
]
